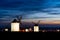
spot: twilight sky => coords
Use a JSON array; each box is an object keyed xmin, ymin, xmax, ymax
[{"xmin": 0, "ymin": 0, "xmax": 60, "ymax": 23}]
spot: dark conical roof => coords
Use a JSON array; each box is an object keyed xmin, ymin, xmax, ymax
[
  {"xmin": 12, "ymin": 19, "xmax": 19, "ymax": 23},
  {"xmin": 34, "ymin": 24, "xmax": 38, "ymax": 26}
]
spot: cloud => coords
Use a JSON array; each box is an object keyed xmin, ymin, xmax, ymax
[
  {"xmin": 0, "ymin": 0, "xmax": 60, "ymax": 10},
  {"xmin": 43, "ymin": 8, "xmax": 60, "ymax": 15},
  {"xmin": 0, "ymin": 0, "xmax": 49, "ymax": 11},
  {"xmin": 1, "ymin": 0, "xmax": 60, "ymax": 22},
  {"xmin": 23, "ymin": 7, "xmax": 60, "ymax": 20},
  {"xmin": 25, "ymin": 12, "xmax": 58, "ymax": 18},
  {"xmin": 1, "ymin": 7, "xmax": 60, "ymax": 22}
]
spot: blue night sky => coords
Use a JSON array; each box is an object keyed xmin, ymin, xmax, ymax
[{"xmin": 0, "ymin": 0, "xmax": 60, "ymax": 23}]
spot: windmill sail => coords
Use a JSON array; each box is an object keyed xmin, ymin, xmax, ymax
[
  {"xmin": 16, "ymin": 15, "xmax": 22, "ymax": 24},
  {"xmin": 32, "ymin": 20, "xmax": 40, "ymax": 25}
]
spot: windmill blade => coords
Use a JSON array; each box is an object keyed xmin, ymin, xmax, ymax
[
  {"xmin": 15, "ymin": 15, "xmax": 22, "ymax": 24},
  {"xmin": 32, "ymin": 22, "xmax": 34, "ymax": 24},
  {"xmin": 20, "ymin": 16, "xmax": 22, "ymax": 20},
  {"xmin": 19, "ymin": 16, "xmax": 22, "ymax": 22},
  {"xmin": 32, "ymin": 21, "xmax": 36, "ymax": 24},
  {"xmin": 15, "ymin": 15, "xmax": 19, "ymax": 20},
  {"xmin": 37, "ymin": 20, "xmax": 40, "ymax": 24},
  {"xmin": 15, "ymin": 15, "xmax": 22, "ymax": 20}
]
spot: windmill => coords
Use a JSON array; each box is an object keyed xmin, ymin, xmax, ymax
[{"xmin": 32, "ymin": 20, "xmax": 40, "ymax": 32}]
